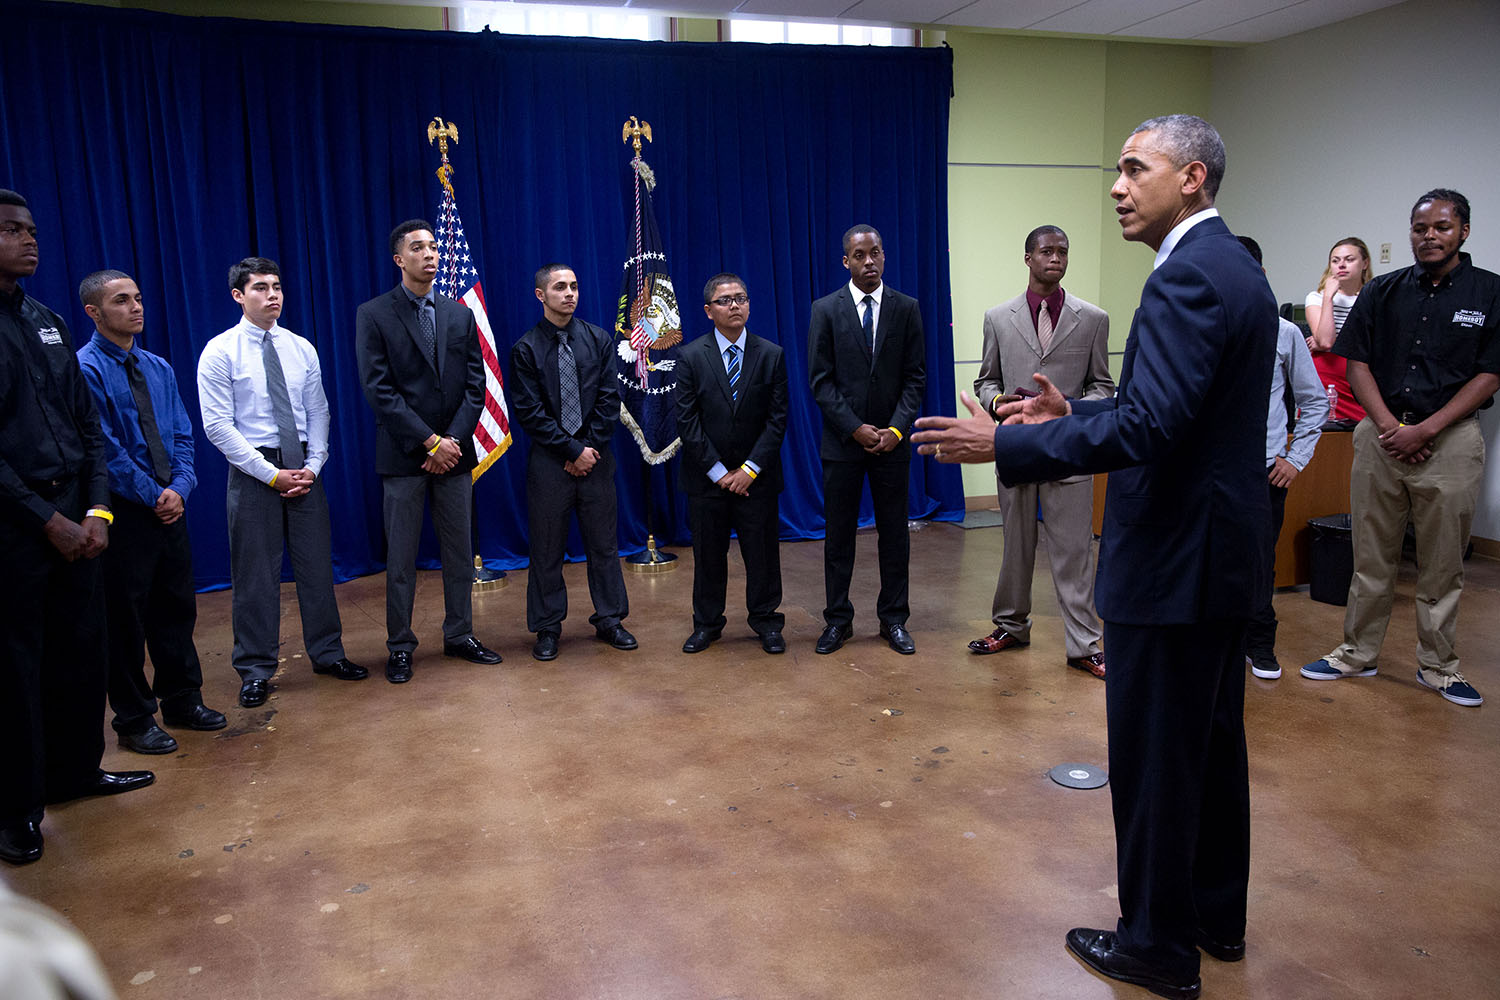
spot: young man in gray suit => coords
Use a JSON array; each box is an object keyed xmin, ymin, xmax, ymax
[
  {"xmin": 971, "ymin": 225, "xmax": 1113, "ymax": 677},
  {"xmin": 355, "ymin": 219, "xmax": 502, "ymax": 684}
]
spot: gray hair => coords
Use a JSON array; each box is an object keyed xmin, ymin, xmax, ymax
[{"xmin": 1131, "ymin": 114, "xmax": 1225, "ymax": 199}]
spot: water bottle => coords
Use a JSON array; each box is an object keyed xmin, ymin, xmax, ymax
[{"xmin": 1325, "ymin": 383, "xmax": 1338, "ymax": 415}]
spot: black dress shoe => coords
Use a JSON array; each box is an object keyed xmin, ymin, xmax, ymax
[
  {"xmin": 880, "ymin": 623, "xmax": 916, "ymax": 655},
  {"xmin": 119, "ymin": 723, "xmax": 178, "ymax": 755},
  {"xmin": 597, "ymin": 624, "xmax": 638, "ymax": 650},
  {"xmin": 1195, "ymin": 927, "xmax": 1246, "ymax": 962},
  {"xmin": 682, "ymin": 629, "xmax": 720, "ymax": 654},
  {"xmin": 0, "ymin": 819, "xmax": 43, "ymax": 865},
  {"xmin": 386, "ymin": 650, "xmax": 413, "ymax": 683},
  {"xmin": 815, "ymin": 624, "xmax": 850, "ymax": 655},
  {"xmin": 761, "ymin": 630, "xmax": 786, "ymax": 654},
  {"xmin": 1065, "ymin": 928, "xmax": 1201, "ymax": 999},
  {"xmin": 533, "ymin": 632, "xmax": 559, "ymax": 662},
  {"xmin": 239, "ymin": 679, "xmax": 269, "ymax": 707},
  {"xmin": 161, "ymin": 703, "xmax": 228, "ymax": 731},
  {"xmin": 87, "ymin": 769, "xmax": 156, "ymax": 797},
  {"xmin": 443, "ymin": 636, "xmax": 502, "ymax": 664},
  {"xmin": 314, "ymin": 657, "xmax": 369, "ymax": 680}
]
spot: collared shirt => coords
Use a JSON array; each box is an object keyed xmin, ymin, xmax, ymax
[
  {"xmin": 1153, "ymin": 207, "xmax": 1221, "ymax": 269},
  {"xmin": 0, "ymin": 285, "xmax": 110, "ymax": 521},
  {"xmin": 704, "ymin": 327, "xmax": 761, "ymax": 483},
  {"xmin": 848, "ymin": 279, "xmax": 883, "ymax": 347},
  {"xmin": 1334, "ymin": 253, "xmax": 1500, "ymax": 418},
  {"xmin": 196, "ymin": 317, "xmax": 331, "ymax": 483},
  {"xmin": 78, "ymin": 332, "xmax": 197, "ymax": 508},
  {"xmin": 1025, "ymin": 287, "xmax": 1066, "ymax": 334},
  {"xmin": 1267, "ymin": 317, "xmax": 1328, "ymax": 468}
]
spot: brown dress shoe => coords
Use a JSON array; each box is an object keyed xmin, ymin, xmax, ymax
[
  {"xmin": 968, "ymin": 627, "xmax": 1028, "ymax": 654},
  {"xmin": 1067, "ymin": 652, "xmax": 1107, "ymax": 678}
]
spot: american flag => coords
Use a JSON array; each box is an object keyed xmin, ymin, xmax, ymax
[{"xmin": 435, "ymin": 178, "xmax": 510, "ymax": 481}]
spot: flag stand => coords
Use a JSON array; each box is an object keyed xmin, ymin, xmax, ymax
[{"xmin": 626, "ymin": 464, "xmax": 676, "ymax": 573}]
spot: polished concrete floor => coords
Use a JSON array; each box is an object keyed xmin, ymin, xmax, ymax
[{"xmin": 9, "ymin": 523, "xmax": 1499, "ymax": 999}]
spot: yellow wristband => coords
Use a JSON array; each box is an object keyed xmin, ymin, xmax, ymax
[
  {"xmin": 741, "ymin": 465, "xmax": 759, "ymax": 480},
  {"xmin": 887, "ymin": 426, "xmax": 903, "ymax": 441},
  {"xmin": 86, "ymin": 507, "xmax": 114, "ymax": 524},
  {"xmin": 268, "ymin": 471, "xmax": 279, "ymax": 488},
  {"xmin": 426, "ymin": 438, "xmax": 443, "ymax": 456}
]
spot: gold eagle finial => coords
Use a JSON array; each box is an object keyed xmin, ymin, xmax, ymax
[{"xmin": 621, "ymin": 116, "xmax": 652, "ymax": 158}]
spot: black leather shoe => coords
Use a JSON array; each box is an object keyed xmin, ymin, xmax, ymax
[
  {"xmin": 386, "ymin": 650, "xmax": 413, "ymax": 684},
  {"xmin": 682, "ymin": 629, "xmax": 720, "ymax": 654},
  {"xmin": 880, "ymin": 623, "xmax": 916, "ymax": 655},
  {"xmin": 86, "ymin": 769, "xmax": 156, "ymax": 797},
  {"xmin": 1195, "ymin": 927, "xmax": 1246, "ymax": 962},
  {"xmin": 815, "ymin": 624, "xmax": 850, "ymax": 655},
  {"xmin": 314, "ymin": 657, "xmax": 369, "ymax": 680},
  {"xmin": 0, "ymin": 820, "xmax": 43, "ymax": 865},
  {"xmin": 119, "ymin": 723, "xmax": 178, "ymax": 755},
  {"xmin": 761, "ymin": 630, "xmax": 786, "ymax": 654},
  {"xmin": 1065, "ymin": 928, "xmax": 1201, "ymax": 999},
  {"xmin": 239, "ymin": 679, "xmax": 269, "ymax": 707},
  {"xmin": 161, "ymin": 703, "xmax": 228, "ymax": 731},
  {"xmin": 597, "ymin": 624, "xmax": 638, "ymax": 650},
  {"xmin": 533, "ymin": 632, "xmax": 559, "ymax": 661},
  {"xmin": 444, "ymin": 636, "xmax": 503, "ymax": 664}
]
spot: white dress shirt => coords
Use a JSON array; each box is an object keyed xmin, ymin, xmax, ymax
[
  {"xmin": 197, "ymin": 317, "xmax": 331, "ymax": 483},
  {"xmin": 704, "ymin": 327, "xmax": 761, "ymax": 483},
  {"xmin": 1153, "ymin": 207, "xmax": 1220, "ymax": 269},
  {"xmin": 847, "ymin": 279, "xmax": 884, "ymax": 349}
]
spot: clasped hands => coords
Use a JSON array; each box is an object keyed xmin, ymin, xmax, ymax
[
  {"xmin": 564, "ymin": 446, "xmax": 600, "ymax": 478},
  {"xmin": 274, "ymin": 467, "xmax": 316, "ymax": 497},
  {"xmin": 1378, "ymin": 420, "xmax": 1434, "ymax": 464},
  {"xmin": 911, "ymin": 374, "xmax": 1070, "ymax": 463},
  {"xmin": 422, "ymin": 435, "xmax": 463, "ymax": 475},
  {"xmin": 715, "ymin": 468, "xmax": 754, "ymax": 496},
  {"xmin": 852, "ymin": 424, "xmax": 900, "ymax": 454}
]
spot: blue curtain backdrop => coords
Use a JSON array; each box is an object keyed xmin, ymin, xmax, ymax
[{"xmin": 0, "ymin": 1, "xmax": 961, "ymax": 590}]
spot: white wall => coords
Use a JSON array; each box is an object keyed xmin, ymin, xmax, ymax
[{"xmin": 1212, "ymin": 0, "xmax": 1500, "ymax": 539}]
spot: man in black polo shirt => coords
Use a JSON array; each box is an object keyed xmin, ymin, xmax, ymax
[
  {"xmin": 1303, "ymin": 188, "xmax": 1500, "ymax": 707},
  {"xmin": 0, "ymin": 189, "xmax": 153, "ymax": 866}
]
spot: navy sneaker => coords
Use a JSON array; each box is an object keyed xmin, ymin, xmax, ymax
[
  {"xmin": 1300, "ymin": 658, "xmax": 1377, "ymax": 680},
  {"xmin": 1416, "ymin": 668, "xmax": 1483, "ymax": 707}
]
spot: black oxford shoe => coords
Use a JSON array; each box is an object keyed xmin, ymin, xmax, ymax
[
  {"xmin": 880, "ymin": 623, "xmax": 916, "ymax": 655},
  {"xmin": 1065, "ymin": 928, "xmax": 1201, "ymax": 999},
  {"xmin": 239, "ymin": 679, "xmax": 269, "ymax": 707},
  {"xmin": 443, "ymin": 636, "xmax": 502, "ymax": 664},
  {"xmin": 597, "ymin": 624, "xmax": 638, "ymax": 650},
  {"xmin": 533, "ymin": 632, "xmax": 559, "ymax": 662},
  {"xmin": 119, "ymin": 723, "xmax": 178, "ymax": 755},
  {"xmin": 1195, "ymin": 927, "xmax": 1246, "ymax": 962},
  {"xmin": 0, "ymin": 819, "xmax": 43, "ymax": 865},
  {"xmin": 161, "ymin": 703, "xmax": 227, "ymax": 731},
  {"xmin": 314, "ymin": 657, "xmax": 369, "ymax": 680},
  {"xmin": 386, "ymin": 650, "xmax": 413, "ymax": 683},
  {"xmin": 86, "ymin": 769, "xmax": 156, "ymax": 797},
  {"xmin": 815, "ymin": 624, "xmax": 850, "ymax": 655},
  {"xmin": 682, "ymin": 629, "xmax": 720, "ymax": 654},
  {"xmin": 760, "ymin": 630, "xmax": 786, "ymax": 654}
]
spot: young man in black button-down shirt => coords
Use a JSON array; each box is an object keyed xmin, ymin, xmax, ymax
[{"xmin": 1303, "ymin": 189, "xmax": 1500, "ymax": 707}]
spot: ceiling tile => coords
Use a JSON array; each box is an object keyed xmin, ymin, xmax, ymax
[
  {"xmin": 731, "ymin": 0, "xmax": 859, "ymax": 16},
  {"xmin": 1028, "ymin": 0, "xmax": 1187, "ymax": 34},
  {"xmin": 839, "ymin": 0, "xmax": 980, "ymax": 24},
  {"xmin": 1192, "ymin": 0, "xmax": 1408, "ymax": 42}
]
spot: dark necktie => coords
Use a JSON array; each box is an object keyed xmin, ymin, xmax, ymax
[
  {"xmin": 416, "ymin": 297, "xmax": 436, "ymax": 365},
  {"xmin": 725, "ymin": 342, "xmax": 741, "ymax": 403},
  {"xmin": 557, "ymin": 329, "xmax": 583, "ymax": 436},
  {"xmin": 125, "ymin": 354, "xmax": 173, "ymax": 486},
  {"xmin": 262, "ymin": 331, "xmax": 304, "ymax": 469},
  {"xmin": 861, "ymin": 294, "xmax": 875, "ymax": 355}
]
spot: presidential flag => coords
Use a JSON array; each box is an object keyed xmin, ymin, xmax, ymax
[{"xmin": 613, "ymin": 149, "xmax": 682, "ymax": 464}]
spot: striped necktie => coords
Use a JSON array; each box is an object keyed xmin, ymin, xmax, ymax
[
  {"xmin": 725, "ymin": 342, "xmax": 741, "ymax": 402},
  {"xmin": 1037, "ymin": 301, "xmax": 1054, "ymax": 354}
]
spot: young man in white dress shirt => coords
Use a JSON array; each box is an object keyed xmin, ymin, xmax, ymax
[{"xmin": 196, "ymin": 257, "xmax": 366, "ymax": 708}]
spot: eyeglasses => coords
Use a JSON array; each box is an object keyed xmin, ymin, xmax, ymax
[{"xmin": 710, "ymin": 294, "xmax": 748, "ymax": 307}]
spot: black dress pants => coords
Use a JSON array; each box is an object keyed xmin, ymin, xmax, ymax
[
  {"xmin": 821, "ymin": 455, "xmax": 910, "ymax": 629},
  {"xmin": 688, "ymin": 487, "xmax": 783, "ymax": 635},
  {"xmin": 524, "ymin": 447, "xmax": 628, "ymax": 635},
  {"xmin": 1244, "ymin": 480, "xmax": 1288, "ymax": 656}
]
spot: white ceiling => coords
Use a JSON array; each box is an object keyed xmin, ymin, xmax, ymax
[{"xmin": 412, "ymin": 0, "xmax": 1411, "ymax": 43}]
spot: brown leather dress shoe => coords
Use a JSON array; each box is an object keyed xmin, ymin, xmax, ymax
[
  {"xmin": 968, "ymin": 627, "xmax": 1028, "ymax": 654},
  {"xmin": 1068, "ymin": 652, "xmax": 1107, "ymax": 678}
]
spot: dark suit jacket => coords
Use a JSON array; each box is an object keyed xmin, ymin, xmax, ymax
[
  {"xmin": 674, "ymin": 331, "xmax": 789, "ymax": 497},
  {"xmin": 355, "ymin": 285, "xmax": 485, "ymax": 477},
  {"xmin": 992, "ymin": 216, "xmax": 1276, "ymax": 625},
  {"xmin": 509, "ymin": 317, "xmax": 619, "ymax": 464},
  {"xmin": 808, "ymin": 284, "xmax": 926, "ymax": 462}
]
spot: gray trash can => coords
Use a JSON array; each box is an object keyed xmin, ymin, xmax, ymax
[{"xmin": 1308, "ymin": 514, "xmax": 1353, "ymax": 606}]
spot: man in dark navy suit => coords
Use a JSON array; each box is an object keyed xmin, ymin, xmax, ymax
[
  {"xmin": 807, "ymin": 225, "xmax": 925, "ymax": 656},
  {"xmin": 674, "ymin": 273, "xmax": 789, "ymax": 655},
  {"xmin": 915, "ymin": 115, "xmax": 1275, "ymax": 1000}
]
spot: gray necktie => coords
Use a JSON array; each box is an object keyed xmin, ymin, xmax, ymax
[
  {"xmin": 557, "ymin": 329, "xmax": 583, "ymax": 436},
  {"xmin": 416, "ymin": 297, "xmax": 436, "ymax": 365},
  {"xmin": 262, "ymin": 331, "xmax": 304, "ymax": 469}
]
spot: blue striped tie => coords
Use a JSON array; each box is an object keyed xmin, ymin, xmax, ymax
[{"xmin": 725, "ymin": 343, "xmax": 741, "ymax": 402}]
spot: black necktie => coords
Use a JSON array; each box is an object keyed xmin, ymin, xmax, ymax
[
  {"xmin": 861, "ymin": 294, "xmax": 875, "ymax": 354},
  {"xmin": 558, "ymin": 330, "xmax": 583, "ymax": 436},
  {"xmin": 416, "ymin": 298, "xmax": 436, "ymax": 365},
  {"xmin": 125, "ymin": 354, "xmax": 173, "ymax": 486}
]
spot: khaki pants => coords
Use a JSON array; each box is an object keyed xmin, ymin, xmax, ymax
[{"xmin": 1326, "ymin": 416, "xmax": 1484, "ymax": 678}]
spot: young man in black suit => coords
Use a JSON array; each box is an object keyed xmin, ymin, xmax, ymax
[
  {"xmin": 355, "ymin": 219, "xmax": 502, "ymax": 683},
  {"xmin": 807, "ymin": 225, "xmax": 926, "ymax": 655},
  {"xmin": 509, "ymin": 264, "xmax": 635, "ymax": 662},
  {"xmin": 674, "ymin": 273, "xmax": 789, "ymax": 655}
]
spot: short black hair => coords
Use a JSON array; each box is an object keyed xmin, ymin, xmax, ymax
[
  {"xmin": 390, "ymin": 219, "xmax": 435, "ymax": 256},
  {"xmin": 228, "ymin": 257, "xmax": 280, "ymax": 292},
  {"xmin": 1024, "ymin": 225, "xmax": 1067, "ymax": 254},
  {"xmin": 0, "ymin": 189, "xmax": 28, "ymax": 208},
  {"xmin": 842, "ymin": 224, "xmax": 881, "ymax": 254},
  {"xmin": 703, "ymin": 272, "xmax": 747, "ymax": 304},
  {"xmin": 1412, "ymin": 188, "xmax": 1470, "ymax": 227},
  {"xmin": 1236, "ymin": 235, "xmax": 1263, "ymax": 266},
  {"xmin": 1131, "ymin": 114, "xmax": 1226, "ymax": 199},
  {"xmin": 534, "ymin": 263, "xmax": 572, "ymax": 289},
  {"xmin": 78, "ymin": 269, "xmax": 133, "ymax": 308}
]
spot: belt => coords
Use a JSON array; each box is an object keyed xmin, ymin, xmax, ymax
[
  {"xmin": 24, "ymin": 473, "xmax": 76, "ymax": 499},
  {"xmin": 257, "ymin": 444, "xmax": 309, "ymax": 465}
]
